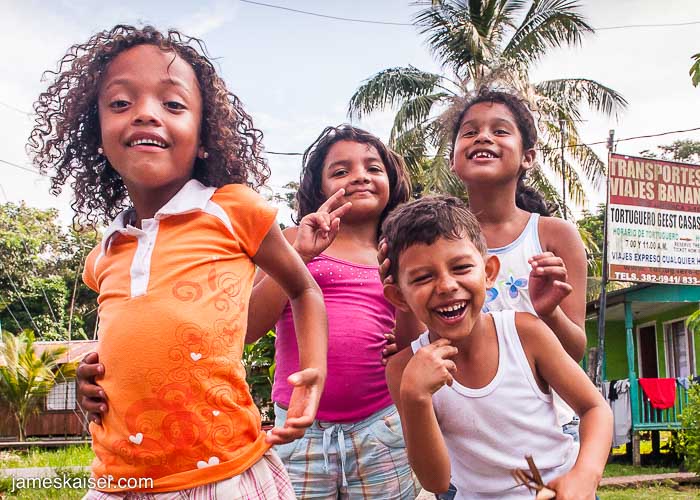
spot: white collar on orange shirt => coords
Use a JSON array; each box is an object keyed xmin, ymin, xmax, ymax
[{"xmin": 100, "ymin": 179, "xmax": 217, "ymax": 254}]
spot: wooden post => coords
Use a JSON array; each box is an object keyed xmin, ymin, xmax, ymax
[
  {"xmin": 625, "ymin": 301, "xmax": 641, "ymax": 466},
  {"xmin": 595, "ymin": 130, "xmax": 615, "ymax": 386},
  {"xmin": 632, "ymin": 432, "xmax": 641, "ymax": 466}
]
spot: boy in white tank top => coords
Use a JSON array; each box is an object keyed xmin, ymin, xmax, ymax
[{"xmin": 381, "ymin": 196, "xmax": 611, "ymax": 499}]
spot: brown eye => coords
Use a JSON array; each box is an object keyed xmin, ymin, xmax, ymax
[
  {"xmin": 109, "ymin": 100, "xmax": 129, "ymax": 109},
  {"xmin": 165, "ymin": 101, "xmax": 186, "ymax": 110}
]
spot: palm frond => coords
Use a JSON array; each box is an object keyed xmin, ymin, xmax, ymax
[
  {"xmin": 503, "ymin": 0, "xmax": 592, "ymax": 67},
  {"xmin": 536, "ymin": 78, "xmax": 628, "ymax": 119},
  {"xmin": 348, "ymin": 66, "xmax": 446, "ymax": 120},
  {"xmin": 538, "ymin": 140, "xmax": 587, "ymax": 206},
  {"xmin": 414, "ymin": 0, "xmax": 512, "ymax": 74},
  {"xmin": 566, "ymin": 143, "xmax": 605, "ymax": 190},
  {"xmin": 389, "ymin": 92, "xmax": 450, "ymax": 144},
  {"xmin": 528, "ymin": 166, "xmax": 569, "ymax": 216}
]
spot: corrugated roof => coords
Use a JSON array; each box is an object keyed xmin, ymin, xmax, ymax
[{"xmin": 0, "ymin": 340, "xmax": 97, "ymax": 366}]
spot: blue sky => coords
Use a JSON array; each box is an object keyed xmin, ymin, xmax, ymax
[{"xmin": 2, "ymin": 0, "xmax": 700, "ymax": 224}]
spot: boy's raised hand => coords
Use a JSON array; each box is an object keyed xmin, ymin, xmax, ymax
[
  {"xmin": 77, "ymin": 352, "xmax": 108, "ymax": 424},
  {"xmin": 528, "ymin": 252, "xmax": 573, "ymax": 318},
  {"xmin": 293, "ymin": 189, "xmax": 352, "ymax": 263},
  {"xmin": 400, "ymin": 338, "xmax": 458, "ymax": 401},
  {"xmin": 265, "ymin": 367, "xmax": 324, "ymax": 445}
]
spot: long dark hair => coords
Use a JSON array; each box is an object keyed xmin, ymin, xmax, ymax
[
  {"xmin": 29, "ymin": 24, "xmax": 269, "ymax": 226},
  {"xmin": 295, "ymin": 124, "xmax": 411, "ymax": 230},
  {"xmin": 451, "ymin": 88, "xmax": 551, "ymax": 216}
]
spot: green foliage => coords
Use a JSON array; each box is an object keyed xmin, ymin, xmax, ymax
[
  {"xmin": 641, "ymin": 139, "xmax": 700, "ymax": 165},
  {"xmin": 0, "ymin": 444, "xmax": 93, "ymax": 468},
  {"xmin": 243, "ymin": 331, "xmax": 276, "ymax": 422},
  {"xmin": 0, "ymin": 202, "xmax": 99, "ymax": 340},
  {"xmin": 577, "ymin": 203, "xmax": 604, "ymax": 273},
  {"xmin": 348, "ymin": 0, "xmax": 627, "ymax": 209},
  {"xmin": 0, "ymin": 330, "xmax": 76, "ymax": 440},
  {"xmin": 680, "ymin": 384, "xmax": 700, "ymax": 473},
  {"xmin": 690, "ymin": 53, "xmax": 700, "ymax": 87}
]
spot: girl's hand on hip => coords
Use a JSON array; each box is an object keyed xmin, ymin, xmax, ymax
[
  {"xmin": 77, "ymin": 352, "xmax": 108, "ymax": 425},
  {"xmin": 265, "ymin": 368, "xmax": 324, "ymax": 445},
  {"xmin": 528, "ymin": 252, "xmax": 573, "ymax": 318},
  {"xmin": 293, "ymin": 189, "xmax": 352, "ymax": 263}
]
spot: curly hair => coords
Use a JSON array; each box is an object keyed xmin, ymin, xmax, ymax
[
  {"xmin": 450, "ymin": 88, "xmax": 552, "ymax": 216},
  {"xmin": 28, "ymin": 24, "xmax": 270, "ymax": 226},
  {"xmin": 295, "ymin": 124, "xmax": 411, "ymax": 232}
]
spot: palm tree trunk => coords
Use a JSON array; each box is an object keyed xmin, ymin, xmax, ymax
[{"xmin": 15, "ymin": 413, "xmax": 25, "ymax": 442}]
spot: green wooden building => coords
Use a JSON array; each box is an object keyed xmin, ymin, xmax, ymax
[{"xmin": 586, "ymin": 284, "xmax": 700, "ymax": 463}]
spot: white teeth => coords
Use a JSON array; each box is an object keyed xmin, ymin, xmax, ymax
[
  {"xmin": 472, "ymin": 151, "xmax": 496, "ymax": 159},
  {"xmin": 130, "ymin": 138, "xmax": 166, "ymax": 148},
  {"xmin": 436, "ymin": 302, "xmax": 466, "ymax": 313}
]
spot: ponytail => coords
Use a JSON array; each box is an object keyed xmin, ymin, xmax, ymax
[{"xmin": 515, "ymin": 172, "xmax": 553, "ymax": 216}]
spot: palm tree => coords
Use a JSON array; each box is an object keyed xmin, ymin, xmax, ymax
[
  {"xmin": 0, "ymin": 329, "xmax": 76, "ymax": 440},
  {"xmin": 348, "ymin": 0, "xmax": 627, "ymax": 209}
]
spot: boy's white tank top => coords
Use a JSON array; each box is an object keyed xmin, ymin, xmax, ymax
[
  {"xmin": 484, "ymin": 212, "xmax": 575, "ymax": 426},
  {"xmin": 411, "ymin": 310, "xmax": 577, "ymax": 499}
]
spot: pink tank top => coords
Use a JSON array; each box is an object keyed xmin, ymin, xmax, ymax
[{"xmin": 272, "ymin": 253, "xmax": 395, "ymax": 422}]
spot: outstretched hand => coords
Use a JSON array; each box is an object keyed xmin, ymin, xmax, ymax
[
  {"xmin": 294, "ymin": 189, "xmax": 352, "ymax": 263},
  {"xmin": 265, "ymin": 368, "xmax": 324, "ymax": 445},
  {"xmin": 528, "ymin": 252, "xmax": 573, "ymax": 318},
  {"xmin": 77, "ymin": 352, "xmax": 107, "ymax": 425}
]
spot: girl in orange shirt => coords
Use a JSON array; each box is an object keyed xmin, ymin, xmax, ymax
[{"xmin": 30, "ymin": 24, "xmax": 327, "ymax": 499}]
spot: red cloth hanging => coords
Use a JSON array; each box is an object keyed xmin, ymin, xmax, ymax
[{"xmin": 638, "ymin": 378, "xmax": 677, "ymax": 409}]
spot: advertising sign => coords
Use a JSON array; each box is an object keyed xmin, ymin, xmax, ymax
[{"xmin": 607, "ymin": 153, "xmax": 700, "ymax": 284}]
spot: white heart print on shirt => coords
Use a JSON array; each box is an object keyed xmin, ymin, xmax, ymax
[
  {"xmin": 197, "ymin": 456, "xmax": 220, "ymax": 469},
  {"xmin": 129, "ymin": 433, "xmax": 143, "ymax": 445}
]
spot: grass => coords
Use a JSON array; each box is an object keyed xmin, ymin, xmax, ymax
[
  {"xmin": 604, "ymin": 463, "xmax": 679, "ymax": 477},
  {"xmin": 0, "ymin": 444, "xmax": 93, "ymax": 468},
  {"xmin": 0, "ymin": 471, "xmax": 88, "ymax": 499},
  {"xmin": 599, "ymin": 486, "xmax": 700, "ymax": 499},
  {"xmin": 0, "ymin": 443, "xmax": 696, "ymax": 498}
]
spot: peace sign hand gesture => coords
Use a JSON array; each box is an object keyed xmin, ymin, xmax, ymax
[{"xmin": 293, "ymin": 189, "xmax": 352, "ymax": 263}]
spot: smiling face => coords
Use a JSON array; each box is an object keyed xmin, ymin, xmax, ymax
[
  {"xmin": 98, "ymin": 44, "xmax": 203, "ymax": 201},
  {"xmin": 320, "ymin": 140, "xmax": 390, "ymax": 222},
  {"xmin": 387, "ymin": 236, "xmax": 499, "ymax": 341},
  {"xmin": 451, "ymin": 102, "xmax": 535, "ymax": 188}
]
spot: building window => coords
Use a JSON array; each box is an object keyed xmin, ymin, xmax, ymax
[
  {"xmin": 46, "ymin": 379, "xmax": 77, "ymax": 411},
  {"xmin": 664, "ymin": 319, "xmax": 695, "ymax": 378}
]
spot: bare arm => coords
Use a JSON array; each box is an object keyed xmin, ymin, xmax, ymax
[
  {"xmin": 386, "ymin": 339, "xmax": 456, "ymax": 494},
  {"xmin": 530, "ymin": 217, "xmax": 588, "ymax": 361},
  {"xmin": 252, "ymin": 223, "xmax": 328, "ymax": 444},
  {"xmin": 246, "ymin": 227, "xmax": 300, "ymax": 344},
  {"xmin": 246, "ymin": 189, "xmax": 351, "ymax": 344},
  {"xmin": 517, "ymin": 313, "xmax": 612, "ymax": 499}
]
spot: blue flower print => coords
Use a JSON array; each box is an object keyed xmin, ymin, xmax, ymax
[
  {"xmin": 505, "ymin": 275, "xmax": 528, "ymax": 299},
  {"xmin": 482, "ymin": 287, "xmax": 499, "ymax": 312}
]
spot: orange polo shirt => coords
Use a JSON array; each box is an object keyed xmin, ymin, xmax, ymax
[{"xmin": 83, "ymin": 180, "xmax": 277, "ymax": 492}]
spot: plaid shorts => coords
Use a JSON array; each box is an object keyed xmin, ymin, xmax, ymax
[
  {"xmin": 274, "ymin": 404, "xmax": 420, "ymax": 499},
  {"xmin": 82, "ymin": 450, "xmax": 296, "ymax": 499}
]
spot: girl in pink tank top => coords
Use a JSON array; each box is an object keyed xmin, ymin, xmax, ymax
[{"xmin": 247, "ymin": 125, "xmax": 424, "ymax": 499}]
